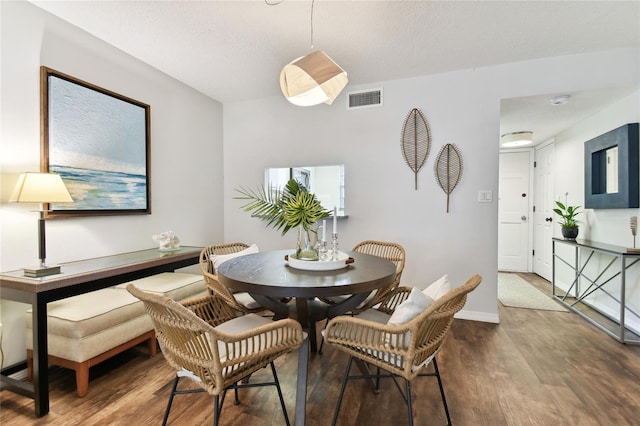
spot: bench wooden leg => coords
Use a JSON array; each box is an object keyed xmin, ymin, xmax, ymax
[
  {"xmin": 76, "ymin": 362, "xmax": 90, "ymax": 397},
  {"xmin": 27, "ymin": 349, "xmax": 33, "ymax": 382},
  {"xmin": 27, "ymin": 349, "xmax": 87, "ymax": 396},
  {"xmin": 148, "ymin": 331, "xmax": 157, "ymax": 357},
  {"xmin": 25, "ymin": 330, "xmax": 157, "ymax": 398}
]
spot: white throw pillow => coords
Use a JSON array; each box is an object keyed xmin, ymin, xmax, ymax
[
  {"xmin": 388, "ymin": 287, "xmax": 433, "ymax": 325},
  {"xmin": 386, "ymin": 287, "xmax": 434, "ymax": 348},
  {"xmin": 211, "ymin": 244, "xmax": 259, "ymax": 270},
  {"xmin": 422, "ymin": 274, "xmax": 451, "ymax": 300}
]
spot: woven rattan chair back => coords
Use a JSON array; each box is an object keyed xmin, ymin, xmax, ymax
[
  {"xmin": 351, "ymin": 240, "xmax": 406, "ymax": 312},
  {"xmin": 201, "ymin": 243, "xmax": 250, "ymax": 274},
  {"xmin": 199, "ymin": 243, "xmax": 263, "ymax": 314}
]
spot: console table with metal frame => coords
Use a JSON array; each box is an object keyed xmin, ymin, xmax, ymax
[
  {"xmin": 552, "ymin": 238, "xmax": 640, "ymax": 344},
  {"xmin": 0, "ymin": 246, "xmax": 203, "ymax": 417}
]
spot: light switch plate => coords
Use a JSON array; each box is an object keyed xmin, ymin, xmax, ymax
[{"xmin": 478, "ymin": 190, "xmax": 493, "ymax": 203}]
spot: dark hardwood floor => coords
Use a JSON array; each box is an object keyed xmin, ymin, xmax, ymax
[{"xmin": 2, "ymin": 273, "xmax": 640, "ymax": 425}]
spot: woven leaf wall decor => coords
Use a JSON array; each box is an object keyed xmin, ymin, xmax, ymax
[
  {"xmin": 434, "ymin": 143, "xmax": 463, "ymax": 213},
  {"xmin": 401, "ymin": 108, "xmax": 431, "ymax": 189}
]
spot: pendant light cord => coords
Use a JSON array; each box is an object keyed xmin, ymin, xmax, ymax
[
  {"xmin": 310, "ymin": 0, "xmax": 315, "ymax": 49},
  {"xmin": 265, "ymin": 0, "xmax": 315, "ymax": 49}
]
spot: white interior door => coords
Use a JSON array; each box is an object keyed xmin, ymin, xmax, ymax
[
  {"xmin": 533, "ymin": 143, "xmax": 555, "ymax": 280},
  {"xmin": 498, "ymin": 150, "xmax": 532, "ymax": 271}
]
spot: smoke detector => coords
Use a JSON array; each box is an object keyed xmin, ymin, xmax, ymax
[{"xmin": 549, "ymin": 95, "xmax": 571, "ymax": 106}]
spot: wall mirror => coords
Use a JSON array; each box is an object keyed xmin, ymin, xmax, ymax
[
  {"xmin": 585, "ymin": 123, "xmax": 639, "ymax": 209},
  {"xmin": 265, "ymin": 165, "xmax": 345, "ymax": 215}
]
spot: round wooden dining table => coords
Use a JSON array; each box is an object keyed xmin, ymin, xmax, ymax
[
  {"xmin": 216, "ymin": 249, "xmax": 396, "ymax": 426},
  {"xmin": 216, "ymin": 249, "xmax": 397, "ymax": 352}
]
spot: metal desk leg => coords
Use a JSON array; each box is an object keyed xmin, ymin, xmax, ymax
[
  {"xmin": 294, "ymin": 336, "xmax": 309, "ymax": 426},
  {"xmin": 574, "ymin": 245, "xmax": 580, "ymax": 298},
  {"xmin": 33, "ymin": 295, "xmax": 50, "ymax": 416},
  {"xmin": 620, "ymin": 255, "xmax": 626, "ymax": 341}
]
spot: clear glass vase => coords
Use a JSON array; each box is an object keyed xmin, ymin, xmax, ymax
[{"xmin": 296, "ymin": 226, "xmax": 319, "ymax": 261}]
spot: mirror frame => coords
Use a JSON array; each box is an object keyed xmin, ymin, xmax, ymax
[{"xmin": 584, "ymin": 123, "xmax": 639, "ymax": 209}]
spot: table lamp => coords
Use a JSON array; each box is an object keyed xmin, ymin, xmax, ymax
[{"xmin": 10, "ymin": 172, "xmax": 73, "ymax": 277}]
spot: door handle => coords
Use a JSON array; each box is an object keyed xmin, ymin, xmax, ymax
[
  {"xmin": 545, "ymin": 217, "xmax": 553, "ymax": 222},
  {"xmin": 521, "ymin": 216, "xmax": 527, "ymax": 221}
]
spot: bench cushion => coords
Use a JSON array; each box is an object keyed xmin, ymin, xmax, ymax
[
  {"xmin": 25, "ymin": 272, "xmax": 206, "ymax": 363},
  {"xmin": 26, "ymin": 288, "xmax": 145, "ymax": 339},
  {"xmin": 27, "ymin": 314, "xmax": 153, "ymax": 363},
  {"xmin": 115, "ymin": 272, "xmax": 207, "ymax": 301}
]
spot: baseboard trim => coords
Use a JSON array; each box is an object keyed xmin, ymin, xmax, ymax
[{"xmin": 455, "ymin": 309, "xmax": 500, "ymax": 324}]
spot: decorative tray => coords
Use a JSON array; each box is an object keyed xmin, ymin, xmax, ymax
[{"xmin": 285, "ymin": 252, "xmax": 354, "ymax": 271}]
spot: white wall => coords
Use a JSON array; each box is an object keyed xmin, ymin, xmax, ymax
[
  {"xmin": 552, "ymin": 90, "xmax": 640, "ymax": 332},
  {"xmin": 0, "ymin": 1, "xmax": 224, "ymax": 366},
  {"xmin": 223, "ymin": 48, "xmax": 639, "ymax": 324}
]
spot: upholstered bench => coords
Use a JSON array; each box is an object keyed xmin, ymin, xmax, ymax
[{"xmin": 26, "ymin": 272, "xmax": 207, "ymax": 397}]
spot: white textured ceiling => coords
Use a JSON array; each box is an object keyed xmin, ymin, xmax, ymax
[{"xmin": 30, "ymin": 0, "xmax": 640, "ymax": 145}]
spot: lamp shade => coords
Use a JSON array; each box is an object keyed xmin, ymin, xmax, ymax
[
  {"xmin": 501, "ymin": 131, "xmax": 533, "ymax": 148},
  {"xmin": 280, "ymin": 50, "xmax": 348, "ymax": 106},
  {"xmin": 10, "ymin": 172, "xmax": 73, "ymax": 203}
]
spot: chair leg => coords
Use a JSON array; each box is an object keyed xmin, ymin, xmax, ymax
[
  {"xmin": 332, "ymin": 356, "xmax": 354, "ymax": 426},
  {"xmin": 270, "ymin": 361, "xmax": 291, "ymax": 426},
  {"xmin": 162, "ymin": 375, "xmax": 180, "ymax": 426},
  {"xmin": 213, "ymin": 395, "xmax": 220, "ymax": 426},
  {"xmin": 233, "ymin": 382, "xmax": 240, "ymax": 405},
  {"xmin": 433, "ymin": 358, "xmax": 452, "ymax": 426},
  {"xmin": 406, "ymin": 379, "xmax": 414, "ymax": 426}
]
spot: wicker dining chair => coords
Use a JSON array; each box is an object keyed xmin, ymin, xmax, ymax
[
  {"xmin": 350, "ymin": 240, "xmax": 406, "ymax": 312},
  {"xmin": 200, "ymin": 243, "xmax": 264, "ymax": 314},
  {"xmin": 127, "ymin": 284, "xmax": 304, "ymax": 426},
  {"xmin": 324, "ymin": 274, "xmax": 482, "ymax": 426},
  {"xmin": 317, "ymin": 240, "xmax": 406, "ymax": 353},
  {"xmin": 319, "ymin": 240, "xmax": 405, "ymax": 312}
]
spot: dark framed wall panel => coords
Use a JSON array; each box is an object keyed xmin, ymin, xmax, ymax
[{"xmin": 584, "ymin": 123, "xmax": 639, "ymax": 209}]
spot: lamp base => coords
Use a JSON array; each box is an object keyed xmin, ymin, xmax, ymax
[{"xmin": 23, "ymin": 264, "xmax": 61, "ymax": 278}]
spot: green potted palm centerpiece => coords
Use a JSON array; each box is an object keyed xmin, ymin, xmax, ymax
[
  {"xmin": 553, "ymin": 200, "xmax": 581, "ymax": 240},
  {"xmin": 235, "ymin": 179, "xmax": 331, "ymax": 260}
]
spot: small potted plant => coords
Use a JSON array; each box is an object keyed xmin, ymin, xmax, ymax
[{"xmin": 553, "ymin": 200, "xmax": 581, "ymax": 239}]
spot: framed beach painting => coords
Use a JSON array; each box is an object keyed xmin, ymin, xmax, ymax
[{"xmin": 41, "ymin": 67, "xmax": 151, "ymax": 218}]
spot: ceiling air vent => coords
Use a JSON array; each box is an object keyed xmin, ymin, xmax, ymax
[{"xmin": 347, "ymin": 88, "xmax": 383, "ymax": 110}]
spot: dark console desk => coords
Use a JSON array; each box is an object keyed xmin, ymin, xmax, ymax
[{"xmin": 0, "ymin": 246, "xmax": 202, "ymax": 417}]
